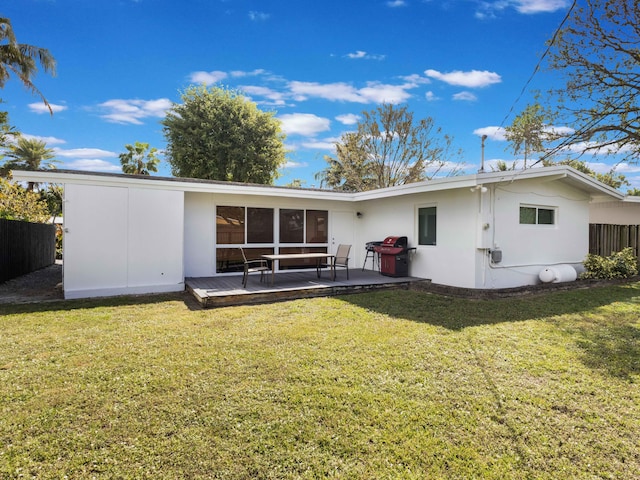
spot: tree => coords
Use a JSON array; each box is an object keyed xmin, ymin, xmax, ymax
[
  {"xmin": 504, "ymin": 102, "xmax": 553, "ymax": 168},
  {"xmin": 552, "ymin": 158, "xmax": 630, "ymax": 190},
  {"xmin": 1, "ymin": 137, "xmax": 58, "ymax": 191},
  {"xmin": 547, "ymin": 0, "xmax": 640, "ymax": 163},
  {"xmin": 119, "ymin": 141, "xmax": 160, "ymax": 175},
  {"xmin": 316, "ymin": 103, "xmax": 463, "ymax": 192},
  {"xmin": 0, "ymin": 17, "xmax": 56, "ymax": 114},
  {"xmin": 0, "ymin": 177, "xmax": 50, "ymax": 222},
  {"xmin": 162, "ymin": 85, "xmax": 286, "ymax": 184}
]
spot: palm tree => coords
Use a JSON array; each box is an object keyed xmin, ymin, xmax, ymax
[
  {"xmin": 2, "ymin": 137, "xmax": 58, "ymax": 190},
  {"xmin": 119, "ymin": 141, "xmax": 160, "ymax": 175},
  {"xmin": 0, "ymin": 17, "xmax": 56, "ymax": 114}
]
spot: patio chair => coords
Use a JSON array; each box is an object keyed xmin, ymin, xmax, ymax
[
  {"xmin": 317, "ymin": 244, "xmax": 351, "ymax": 280},
  {"xmin": 240, "ymin": 248, "xmax": 270, "ymax": 288}
]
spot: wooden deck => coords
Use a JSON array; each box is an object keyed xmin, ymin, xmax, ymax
[{"xmin": 186, "ymin": 269, "xmax": 428, "ymax": 308}]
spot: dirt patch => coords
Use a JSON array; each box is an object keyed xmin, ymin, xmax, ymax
[{"xmin": 0, "ymin": 262, "xmax": 63, "ymax": 304}]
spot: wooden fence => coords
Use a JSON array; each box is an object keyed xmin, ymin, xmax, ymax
[
  {"xmin": 0, "ymin": 218, "xmax": 56, "ymax": 283},
  {"xmin": 589, "ymin": 224, "xmax": 640, "ymax": 258}
]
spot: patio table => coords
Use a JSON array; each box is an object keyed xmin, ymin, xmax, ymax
[{"xmin": 261, "ymin": 253, "xmax": 335, "ymax": 286}]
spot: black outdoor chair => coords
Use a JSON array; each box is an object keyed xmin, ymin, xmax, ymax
[{"xmin": 240, "ymin": 248, "xmax": 270, "ymax": 288}]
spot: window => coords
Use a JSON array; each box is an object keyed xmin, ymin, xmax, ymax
[
  {"xmin": 520, "ymin": 205, "xmax": 556, "ymax": 225},
  {"xmin": 280, "ymin": 209, "xmax": 304, "ymax": 243},
  {"xmin": 306, "ymin": 210, "xmax": 328, "ymax": 243},
  {"xmin": 280, "ymin": 209, "xmax": 328, "ymax": 243},
  {"xmin": 216, "ymin": 206, "xmax": 245, "ymax": 244},
  {"xmin": 247, "ymin": 207, "xmax": 274, "ymax": 243},
  {"xmin": 418, "ymin": 206, "xmax": 437, "ymax": 245}
]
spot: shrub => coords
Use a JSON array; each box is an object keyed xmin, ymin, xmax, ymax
[{"xmin": 581, "ymin": 247, "xmax": 639, "ymax": 279}]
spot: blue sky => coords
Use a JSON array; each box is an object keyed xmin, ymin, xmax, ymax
[{"xmin": 4, "ymin": 0, "xmax": 639, "ymax": 189}]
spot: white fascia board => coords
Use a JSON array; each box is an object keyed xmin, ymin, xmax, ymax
[
  {"xmin": 12, "ymin": 165, "xmax": 624, "ymax": 203},
  {"xmin": 11, "ymin": 170, "xmax": 354, "ymax": 202}
]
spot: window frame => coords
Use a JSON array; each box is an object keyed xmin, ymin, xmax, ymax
[
  {"xmin": 416, "ymin": 204, "xmax": 437, "ymax": 246},
  {"xmin": 519, "ymin": 204, "xmax": 557, "ymax": 226}
]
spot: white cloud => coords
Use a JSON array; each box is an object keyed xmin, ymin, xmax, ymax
[
  {"xmin": 240, "ymin": 85, "xmax": 287, "ymax": 106},
  {"xmin": 400, "ymin": 73, "xmax": 431, "ymax": 86},
  {"xmin": 359, "ymin": 82, "xmax": 414, "ymax": 103},
  {"xmin": 425, "ymin": 91, "xmax": 438, "ymax": 101},
  {"xmin": 301, "ymin": 140, "xmax": 337, "ymax": 150},
  {"xmin": 513, "ymin": 0, "xmax": 570, "ymax": 14},
  {"xmin": 28, "ymin": 102, "xmax": 68, "ymax": 114},
  {"xmin": 453, "ymin": 91, "xmax": 478, "ymax": 101},
  {"xmin": 189, "ymin": 70, "xmax": 228, "ymax": 85},
  {"xmin": 289, "ymin": 81, "xmax": 366, "ymax": 103},
  {"xmin": 62, "ymin": 159, "xmax": 121, "ymax": 172},
  {"xmin": 335, "ymin": 113, "xmax": 360, "ymax": 125},
  {"xmin": 98, "ymin": 98, "xmax": 172, "ymax": 124},
  {"xmin": 248, "ymin": 11, "xmax": 270, "ymax": 21},
  {"xmin": 288, "ymin": 80, "xmax": 414, "ymax": 104},
  {"xmin": 345, "ymin": 51, "xmax": 386, "ymax": 61},
  {"xmin": 230, "ymin": 69, "xmax": 267, "ymax": 77},
  {"xmin": 425, "ymin": 69, "xmax": 502, "ymax": 88},
  {"xmin": 278, "ymin": 113, "xmax": 331, "ymax": 136},
  {"xmin": 22, "ymin": 134, "xmax": 66, "ymax": 145},
  {"xmin": 475, "ymin": 0, "xmax": 570, "ymax": 18},
  {"xmin": 473, "ymin": 126, "xmax": 507, "ymax": 141},
  {"xmin": 284, "ymin": 160, "xmax": 308, "ymax": 168},
  {"xmin": 54, "ymin": 147, "xmax": 118, "ymax": 158},
  {"xmin": 387, "ymin": 0, "xmax": 407, "ymax": 7}
]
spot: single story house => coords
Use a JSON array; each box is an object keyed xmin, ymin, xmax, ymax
[{"xmin": 14, "ymin": 166, "xmax": 624, "ymax": 299}]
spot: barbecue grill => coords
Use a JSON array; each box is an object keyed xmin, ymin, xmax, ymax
[
  {"xmin": 374, "ymin": 236, "xmax": 412, "ymax": 277},
  {"xmin": 362, "ymin": 241, "xmax": 383, "ymax": 271}
]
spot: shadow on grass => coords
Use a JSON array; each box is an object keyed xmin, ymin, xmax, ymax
[
  {"xmin": 343, "ymin": 282, "xmax": 640, "ymax": 381},
  {"xmin": 342, "ymin": 282, "xmax": 640, "ymax": 329}
]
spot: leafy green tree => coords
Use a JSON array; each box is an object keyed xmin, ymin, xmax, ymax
[
  {"xmin": 490, "ymin": 160, "xmax": 517, "ymax": 172},
  {"xmin": 316, "ymin": 103, "xmax": 463, "ymax": 192},
  {"xmin": 547, "ymin": 0, "xmax": 639, "ymax": 163},
  {"xmin": 504, "ymin": 102, "xmax": 555, "ymax": 169},
  {"xmin": 0, "ymin": 109, "xmax": 18, "ymax": 152},
  {"xmin": 1, "ymin": 137, "xmax": 58, "ymax": 190},
  {"xmin": 0, "ymin": 17, "xmax": 56, "ymax": 113},
  {"xmin": 627, "ymin": 188, "xmax": 640, "ymax": 196},
  {"xmin": 162, "ymin": 85, "xmax": 286, "ymax": 184},
  {"xmin": 0, "ymin": 177, "xmax": 50, "ymax": 222},
  {"xmin": 119, "ymin": 141, "xmax": 160, "ymax": 175},
  {"xmin": 552, "ymin": 158, "xmax": 630, "ymax": 190}
]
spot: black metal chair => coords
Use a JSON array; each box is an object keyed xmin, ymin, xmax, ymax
[{"xmin": 240, "ymin": 248, "xmax": 270, "ymax": 288}]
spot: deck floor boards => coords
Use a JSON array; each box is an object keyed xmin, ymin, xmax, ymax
[{"xmin": 186, "ymin": 269, "xmax": 427, "ymax": 307}]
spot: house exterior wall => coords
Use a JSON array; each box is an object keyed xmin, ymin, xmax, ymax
[
  {"xmin": 183, "ymin": 192, "xmax": 356, "ymax": 277},
  {"xmin": 63, "ymin": 184, "xmax": 184, "ymax": 299},
  {"xmin": 477, "ymin": 178, "xmax": 590, "ymax": 288},
  {"xmin": 589, "ymin": 200, "xmax": 640, "ymax": 225},
  {"xmin": 355, "ymin": 189, "xmax": 479, "ymax": 288}
]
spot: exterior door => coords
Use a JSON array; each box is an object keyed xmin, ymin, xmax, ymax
[{"xmin": 330, "ymin": 211, "xmax": 355, "ymax": 266}]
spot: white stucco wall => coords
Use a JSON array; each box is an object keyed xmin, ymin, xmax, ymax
[
  {"xmin": 479, "ymin": 178, "xmax": 590, "ymax": 288},
  {"xmin": 63, "ymin": 184, "xmax": 184, "ymax": 299},
  {"xmin": 589, "ymin": 199, "xmax": 640, "ymax": 225},
  {"xmin": 355, "ymin": 188, "xmax": 479, "ymax": 288},
  {"xmin": 183, "ymin": 192, "xmax": 356, "ymax": 277}
]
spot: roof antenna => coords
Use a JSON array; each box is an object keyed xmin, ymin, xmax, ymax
[{"xmin": 479, "ymin": 135, "xmax": 488, "ymax": 173}]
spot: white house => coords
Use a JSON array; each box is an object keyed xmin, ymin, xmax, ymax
[
  {"xmin": 13, "ymin": 166, "xmax": 623, "ymax": 299},
  {"xmin": 589, "ymin": 195, "xmax": 640, "ymax": 225}
]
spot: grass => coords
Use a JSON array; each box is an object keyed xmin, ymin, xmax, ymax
[{"xmin": 0, "ymin": 283, "xmax": 639, "ymax": 479}]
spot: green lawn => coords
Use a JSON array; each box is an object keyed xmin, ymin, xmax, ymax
[{"xmin": 1, "ymin": 284, "xmax": 639, "ymax": 479}]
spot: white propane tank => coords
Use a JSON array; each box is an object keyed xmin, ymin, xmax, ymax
[{"xmin": 539, "ymin": 264, "xmax": 577, "ymax": 284}]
